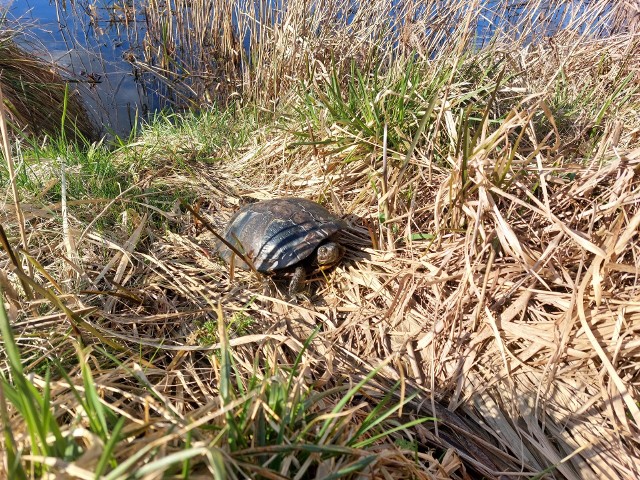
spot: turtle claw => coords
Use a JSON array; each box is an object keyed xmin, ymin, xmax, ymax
[
  {"xmin": 261, "ymin": 278, "xmax": 275, "ymax": 297},
  {"xmin": 288, "ymin": 265, "xmax": 307, "ymax": 298}
]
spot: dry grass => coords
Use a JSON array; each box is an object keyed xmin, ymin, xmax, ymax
[
  {"xmin": 136, "ymin": 0, "xmax": 625, "ymax": 108},
  {"xmin": 2, "ymin": 0, "xmax": 640, "ymax": 479},
  {"xmin": 0, "ymin": 31, "xmax": 95, "ymax": 142},
  {"xmin": 163, "ymin": 70, "xmax": 640, "ymax": 477}
]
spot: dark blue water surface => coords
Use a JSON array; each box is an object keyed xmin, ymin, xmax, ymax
[{"xmin": 0, "ymin": 0, "xmax": 615, "ymax": 139}]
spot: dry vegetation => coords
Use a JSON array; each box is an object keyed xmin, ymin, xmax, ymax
[
  {"xmin": 1, "ymin": 0, "xmax": 640, "ymax": 479},
  {"xmin": 0, "ymin": 31, "xmax": 95, "ymax": 142}
]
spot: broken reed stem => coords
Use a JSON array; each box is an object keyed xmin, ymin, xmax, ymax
[
  {"xmin": 0, "ymin": 80, "xmax": 31, "ymax": 275},
  {"xmin": 59, "ymin": 155, "xmax": 78, "ymax": 280}
]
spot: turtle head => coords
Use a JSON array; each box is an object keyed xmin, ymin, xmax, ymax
[{"xmin": 315, "ymin": 241, "xmax": 345, "ymax": 268}]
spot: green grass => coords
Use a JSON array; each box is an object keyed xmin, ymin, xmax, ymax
[
  {"xmin": 1, "ymin": 104, "xmax": 263, "ymax": 236},
  {"xmin": 197, "ymin": 311, "xmax": 255, "ymax": 345},
  {"xmin": 0, "ymin": 297, "xmax": 433, "ymax": 478},
  {"xmin": 0, "ymin": 295, "xmax": 103, "ymax": 479},
  {"xmin": 2, "ymin": 1, "xmax": 640, "ymax": 478},
  {"xmin": 120, "ymin": 106, "xmax": 261, "ymax": 166}
]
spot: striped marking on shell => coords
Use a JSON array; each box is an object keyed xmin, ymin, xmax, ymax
[{"xmin": 220, "ymin": 198, "xmax": 346, "ymax": 272}]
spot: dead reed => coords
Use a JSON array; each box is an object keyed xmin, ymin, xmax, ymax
[
  {"xmin": 0, "ymin": 32, "xmax": 95, "ymax": 142},
  {"xmin": 1, "ymin": 0, "xmax": 639, "ymax": 478},
  {"xmin": 135, "ymin": 0, "xmax": 622, "ymax": 109}
]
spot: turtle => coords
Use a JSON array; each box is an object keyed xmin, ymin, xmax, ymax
[{"xmin": 218, "ymin": 198, "xmax": 347, "ymax": 296}]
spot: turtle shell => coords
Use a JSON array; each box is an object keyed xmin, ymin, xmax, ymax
[{"xmin": 219, "ymin": 198, "xmax": 346, "ymax": 272}]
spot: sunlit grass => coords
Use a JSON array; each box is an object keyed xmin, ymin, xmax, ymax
[
  {"xmin": 0, "ymin": 32, "xmax": 95, "ymax": 141},
  {"xmin": 0, "ymin": 292, "xmax": 434, "ymax": 478},
  {"xmin": 1, "ymin": 1, "xmax": 639, "ymax": 478}
]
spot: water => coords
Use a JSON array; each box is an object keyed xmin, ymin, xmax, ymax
[
  {"xmin": 0, "ymin": 1, "xmax": 615, "ymax": 139},
  {"xmin": 3, "ymin": 0, "xmax": 150, "ymax": 138}
]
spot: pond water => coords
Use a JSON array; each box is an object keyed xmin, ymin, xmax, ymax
[
  {"xmin": 0, "ymin": 0, "xmax": 616, "ymax": 139},
  {"xmin": 4, "ymin": 0, "xmax": 150, "ymax": 138}
]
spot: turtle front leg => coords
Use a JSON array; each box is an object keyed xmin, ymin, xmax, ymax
[{"xmin": 288, "ymin": 266, "xmax": 307, "ymax": 297}]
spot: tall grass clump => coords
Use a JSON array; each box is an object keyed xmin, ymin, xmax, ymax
[
  {"xmin": 0, "ymin": 30, "xmax": 95, "ymax": 141},
  {"xmin": 2, "ymin": 0, "xmax": 640, "ymax": 479}
]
